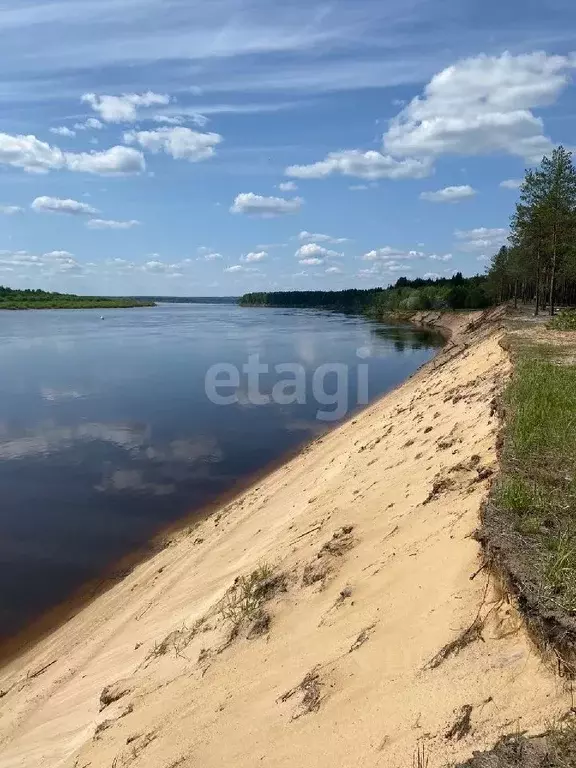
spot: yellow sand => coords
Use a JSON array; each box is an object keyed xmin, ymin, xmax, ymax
[{"xmin": 0, "ymin": 312, "xmax": 568, "ymax": 768}]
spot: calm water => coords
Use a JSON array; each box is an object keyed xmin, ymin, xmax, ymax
[{"xmin": 0, "ymin": 303, "xmax": 442, "ymax": 637}]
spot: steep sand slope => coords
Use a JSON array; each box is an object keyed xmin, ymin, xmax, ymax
[{"xmin": 0, "ymin": 312, "xmax": 569, "ymax": 768}]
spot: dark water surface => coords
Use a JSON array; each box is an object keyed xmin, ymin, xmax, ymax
[{"xmin": 0, "ymin": 303, "xmax": 443, "ymax": 637}]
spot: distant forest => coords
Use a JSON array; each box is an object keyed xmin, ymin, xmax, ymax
[
  {"xmin": 243, "ymin": 146, "xmax": 576, "ymax": 319},
  {"xmin": 0, "ymin": 287, "xmax": 154, "ymax": 310},
  {"xmin": 240, "ymin": 273, "xmax": 491, "ymax": 314},
  {"xmin": 136, "ymin": 296, "xmax": 238, "ymax": 304}
]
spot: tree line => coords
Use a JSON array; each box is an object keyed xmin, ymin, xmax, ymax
[
  {"xmin": 239, "ymin": 273, "xmax": 492, "ymax": 315},
  {"xmin": 487, "ymin": 146, "xmax": 576, "ymax": 315},
  {"xmin": 0, "ymin": 286, "xmax": 155, "ymax": 310}
]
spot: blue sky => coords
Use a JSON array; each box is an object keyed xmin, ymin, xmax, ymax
[{"xmin": 0, "ymin": 0, "xmax": 575, "ymax": 296}]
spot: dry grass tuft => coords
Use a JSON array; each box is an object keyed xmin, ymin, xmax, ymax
[{"xmin": 279, "ymin": 667, "xmax": 323, "ymax": 721}]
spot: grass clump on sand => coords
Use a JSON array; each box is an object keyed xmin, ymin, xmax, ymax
[
  {"xmin": 493, "ymin": 354, "xmax": 576, "ymax": 611},
  {"xmin": 455, "ymin": 717, "xmax": 576, "ymax": 766},
  {"xmin": 219, "ymin": 564, "xmax": 286, "ymax": 637}
]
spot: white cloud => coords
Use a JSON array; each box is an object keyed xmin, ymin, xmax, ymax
[
  {"xmin": 198, "ymin": 248, "xmax": 223, "ymax": 261},
  {"xmin": 141, "ymin": 259, "xmax": 181, "ymax": 274},
  {"xmin": 0, "ymin": 133, "xmax": 65, "ymax": 173},
  {"xmin": 455, "ymin": 226, "xmax": 508, "ymax": 250},
  {"xmin": 82, "ymin": 92, "xmax": 170, "ymax": 123},
  {"xmin": 500, "ymin": 178, "xmax": 522, "ymax": 189},
  {"xmin": 50, "ymin": 126, "xmax": 76, "ymax": 138},
  {"xmin": 242, "ymin": 251, "xmax": 267, "ymax": 262},
  {"xmin": 429, "ymin": 253, "xmax": 453, "ymax": 261},
  {"xmin": 224, "ymin": 264, "xmax": 259, "ymax": 273},
  {"xmin": 0, "ymin": 249, "xmax": 84, "ymax": 274},
  {"xmin": 65, "ymin": 146, "xmax": 145, "ymax": 175},
  {"xmin": 362, "ymin": 247, "xmax": 425, "ymax": 261},
  {"xmin": 86, "ymin": 218, "xmax": 140, "ymax": 229},
  {"xmin": 349, "ymin": 184, "xmax": 369, "ymax": 191},
  {"xmin": 298, "ymin": 231, "xmax": 347, "ymax": 244},
  {"xmin": 325, "ymin": 266, "xmax": 342, "ymax": 274},
  {"xmin": 278, "ymin": 181, "xmax": 297, "ymax": 191},
  {"xmin": 299, "ymin": 257, "xmax": 324, "ymax": 266},
  {"xmin": 31, "ymin": 196, "xmax": 99, "ymax": 215},
  {"xmin": 286, "ymin": 150, "xmax": 432, "ymax": 180},
  {"xmin": 0, "ymin": 132, "xmax": 145, "ymax": 175},
  {"xmin": 152, "ymin": 115, "xmax": 186, "ymax": 125},
  {"xmin": 423, "ymin": 272, "xmax": 441, "ymax": 279},
  {"xmin": 231, "ymin": 193, "xmax": 303, "ymax": 217},
  {"xmin": 420, "ymin": 185, "xmax": 476, "ymax": 202},
  {"xmin": 74, "ymin": 118, "xmax": 104, "ymax": 131},
  {"xmin": 0, "ymin": 205, "xmax": 23, "ymax": 215},
  {"xmin": 383, "ymin": 52, "xmax": 576, "ymax": 163},
  {"xmin": 124, "ymin": 127, "xmax": 222, "ymax": 162},
  {"xmin": 295, "ymin": 243, "xmax": 341, "ymax": 261}
]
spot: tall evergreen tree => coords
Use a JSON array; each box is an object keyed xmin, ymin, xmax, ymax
[{"xmin": 493, "ymin": 146, "xmax": 576, "ymax": 315}]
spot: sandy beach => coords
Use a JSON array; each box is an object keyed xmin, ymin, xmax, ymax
[{"xmin": 0, "ymin": 310, "xmax": 569, "ymax": 768}]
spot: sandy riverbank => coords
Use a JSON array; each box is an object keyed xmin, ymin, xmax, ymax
[{"xmin": 0, "ymin": 310, "xmax": 569, "ymax": 768}]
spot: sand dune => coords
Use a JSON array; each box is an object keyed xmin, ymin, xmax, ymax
[{"xmin": 0, "ymin": 311, "xmax": 568, "ymax": 768}]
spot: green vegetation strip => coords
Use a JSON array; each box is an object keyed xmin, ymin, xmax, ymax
[
  {"xmin": 480, "ymin": 336, "xmax": 576, "ymax": 680},
  {"xmin": 495, "ymin": 353, "xmax": 576, "ymax": 610},
  {"xmin": 0, "ymin": 286, "xmax": 154, "ymax": 310},
  {"xmin": 240, "ymin": 273, "xmax": 491, "ymax": 315}
]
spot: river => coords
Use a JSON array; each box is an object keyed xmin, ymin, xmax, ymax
[{"xmin": 0, "ymin": 302, "xmax": 443, "ymax": 638}]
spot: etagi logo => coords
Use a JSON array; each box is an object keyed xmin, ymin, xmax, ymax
[{"xmin": 205, "ymin": 348, "xmax": 371, "ymax": 422}]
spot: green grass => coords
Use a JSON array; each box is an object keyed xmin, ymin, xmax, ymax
[
  {"xmin": 496, "ymin": 354, "xmax": 576, "ymax": 610},
  {"xmin": 549, "ymin": 309, "xmax": 576, "ymax": 330},
  {"xmin": 219, "ymin": 564, "xmax": 285, "ymax": 630}
]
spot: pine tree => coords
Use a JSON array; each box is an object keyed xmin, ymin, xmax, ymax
[{"xmin": 530, "ymin": 147, "xmax": 576, "ymax": 315}]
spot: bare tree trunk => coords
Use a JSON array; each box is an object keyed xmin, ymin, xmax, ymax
[
  {"xmin": 513, "ymin": 279, "xmax": 518, "ymax": 308},
  {"xmin": 549, "ymin": 225, "xmax": 557, "ymax": 316},
  {"xmin": 535, "ymin": 248, "xmax": 541, "ymax": 316}
]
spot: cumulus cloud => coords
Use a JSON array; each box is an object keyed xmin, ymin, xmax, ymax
[
  {"xmin": 420, "ymin": 185, "xmax": 476, "ymax": 202},
  {"xmin": 74, "ymin": 118, "xmax": 104, "ymax": 131},
  {"xmin": 455, "ymin": 226, "xmax": 508, "ymax": 250},
  {"xmin": 50, "ymin": 126, "xmax": 76, "ymax": 137},
  {"xmin": 423, "ymin": 272, "xmax": 441, "ymax": 279},
  {"xmin": 231, "ymin": 193, "xmax": 303, "ymax": 217},
  {"xmin": 197, "ymin": 247, "xmax": 223, "ymax": 261},
  {"xmin": 242, "ymin": 251, "xmax": 267, "ymax": 262},
  {"xmin": 362, "ymin": 247, "xmax": 425, "ymax": 261},
  {"xmin": 31, "ymin": 196, "xmax": 99, "ymax": 216},
  {"xmin": 383, "ymin": 52, "xmax": 575, "ymax": 163},
  {"xmin": 0, "ymin": 132, "xmax": 145, "ymax": 175},
  {"xmin": 295, "ymin": 243, "xmax": 341, "ymax": 262},
  {"xmin": 0, "ymin": 205, "xmax": 23, "ymax": 215},
  {"xmin": 141, "ymin": 259, "xmax": 181, "ymax": 274},
  {"xmin": 298, "ymin": 231, "xmax": 348, "ymax": 244},
  {"xmin": 283, "ymin": 53, "xmax": 575, "ymax": 188},
  {"xmin": 124, "ymin": 127, "xmax": 222, "ymax": 162},
  {"xmin": 299, "ymin": 257, "xmax": 324, "ymax": 266},
  {"xmin": 65, "ymin": 146, "xmax": 145, "ymax": 175},
  {"xmin": 0, "ymin": 133, "xmax": 66, "ymax": 173},
  {"xmin": 0, "ymin": 249, "xmax": 83, "ymax": 274},
  {"xmin": 429, "ymin": 253, "xmax": 453, "ymax": 261},
  {"xmin": 286, "ymin": 150, "xmax": 432, "ymax": 180},
  {"xmin": 325, "ymin": 266, "xmax": 342, "ymax": 274},
  {"xmin": 500, "ymin": 178, "xmax": 523, "ymax": 189},
  {"xmin": 278, "ymin": 181, "xmax": 298, "ymax": 191},
  {"xmin": 82, "ymin": 92, "xmax": 170, "ymax": 123},
  {"xmin": 86, "ymin": 218, "xmax": 140, "ymax": 230}
]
